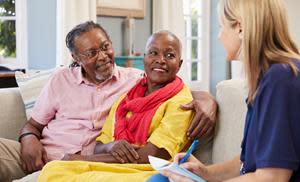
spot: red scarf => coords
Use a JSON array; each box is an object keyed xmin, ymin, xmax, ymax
[{"xmin": 114, "ymin": 76, "xmax": 184, "ymax": 145}]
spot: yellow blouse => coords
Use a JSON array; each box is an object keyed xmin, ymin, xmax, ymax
[{"xmin": 97, "ymin": 85, "xmax": 194, "ymax": 158}]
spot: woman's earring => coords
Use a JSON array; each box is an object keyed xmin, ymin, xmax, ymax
[{"xmin": 238, "ymin": 29, "xmax": 243, "ymax": 39}]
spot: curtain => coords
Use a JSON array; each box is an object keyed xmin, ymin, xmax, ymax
[
  {"xmin": 152, "ymin": 0, "xmax": 188, "ymax": 82},
  {"xmin": 56, "ymin": 0, "xmax": 97, "ymax": 67}
]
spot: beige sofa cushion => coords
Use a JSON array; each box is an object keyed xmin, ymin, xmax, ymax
[
  {"xmin": 193, "ymin": 139, "xmax": 213, "ymax": 165},
  {"xmin": 0, "ymin": 69, "xmax": 54, "ymax": 140},
  {"xmin": 0, "ymin": 88, "xmax": 27, "ymax": 140},
  {"xmin": 212, "ymin": 79, "xmax": 248, "ymax": 163}
]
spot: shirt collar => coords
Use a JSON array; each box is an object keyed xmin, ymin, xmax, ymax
[{"xmin": 74, "ymin": 64, "xmax": 119, "ymax": 85}]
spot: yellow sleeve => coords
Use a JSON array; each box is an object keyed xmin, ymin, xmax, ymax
[
  {"xmin": 96, "ymin": 95, "xmax": 126, "ymax": 144},
  {"xmin": 147, "ymin": 86, "xmax": 194, "ymax": 158}
]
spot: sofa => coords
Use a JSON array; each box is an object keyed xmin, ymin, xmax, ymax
[
  {"xmin": 0, "ymin": 78, "xmax": 248, "ymax": 165},
  {"xmin": 0, "ymin": 87, "xmax": 27, "ymax": 140}
]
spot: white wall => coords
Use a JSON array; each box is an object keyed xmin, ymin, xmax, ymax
[
  {"xmin": 27, "ymin": 0, "xmax": 56, "ymax": 69},
  {"xmin": 210, "ymin": 0, "xmax": 228, "ymax": 95},
  {"xmin": 286, "ymin": 0, "xmax": 300, "ymax": 49},
  {"xmin": 97, "ymin": 0, "xmax": 152, "ymax": 56}
]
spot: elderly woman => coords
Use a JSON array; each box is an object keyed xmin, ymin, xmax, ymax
[{"xmin": 38, "ymin": 30, "xmax": 196, "ymax": 181}]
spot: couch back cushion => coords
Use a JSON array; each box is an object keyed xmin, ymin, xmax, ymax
[
  {"xmin": 15, "ymin": 69, "xmax": 54, "ymax": 119},
  {"xmin": 212, "ymin": 79, "xmax": 248, "ymax": 163}
]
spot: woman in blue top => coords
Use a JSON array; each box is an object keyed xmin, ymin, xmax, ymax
[{"xmin": 161, "ymin": 0, "xmax": 300, "ymax": 181}]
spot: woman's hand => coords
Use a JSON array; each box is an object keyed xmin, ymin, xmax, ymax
[
  {"xmin": 161, "ymin": 153, "xmax": 210, "ymax": 182},
  {"xmin": 107, "ymin": 140, "xmax": 140, "ymax": 163}
]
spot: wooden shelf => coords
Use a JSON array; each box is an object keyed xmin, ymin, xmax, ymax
[
  {"xmin": 0, "ymin": 69, "xmax": 25, "ymax": 88},
  {"xmin": 0, "ymin": 72, "xmax": 16, "ymax": 78}
]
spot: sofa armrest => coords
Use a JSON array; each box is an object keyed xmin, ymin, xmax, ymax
[
  {"xmin": 212, "ymin": 79, "xmax": 248, "ymax": 164},
  {"xmin": 0, "ymin": 88, "xmax": 27, "ymax": 140}
]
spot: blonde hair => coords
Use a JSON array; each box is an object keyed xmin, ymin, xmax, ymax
[{"xmin": 219, "ymin": 0, "xmax": 300, "ymax": 103}]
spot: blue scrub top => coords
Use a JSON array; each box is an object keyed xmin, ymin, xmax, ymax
[{"xmin": 240, "ymin": 61, "xmax": 300, "ymax": 181}]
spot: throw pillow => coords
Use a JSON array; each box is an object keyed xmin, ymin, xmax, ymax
[{"xmin": 15, "ymin": 69, "xmax": 54, "ymax": 119}]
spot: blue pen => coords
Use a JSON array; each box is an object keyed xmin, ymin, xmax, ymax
[{"xmin": 179, "ymin": 139, "xmax": 200, "ymax": 164}]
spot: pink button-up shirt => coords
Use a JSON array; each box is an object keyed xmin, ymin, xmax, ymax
[{"xmin": 31, "ymin": 65, "xmax": 142, "ymax": 160}]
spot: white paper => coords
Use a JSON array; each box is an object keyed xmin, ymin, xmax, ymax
[{"xmin": 148, "ymin": 156, "xmax": 206, "ymax": 182}]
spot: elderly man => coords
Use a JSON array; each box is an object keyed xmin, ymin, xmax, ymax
[{"xmin": 0, "ymin": 21, "xmax": 217, "ymax": 182}]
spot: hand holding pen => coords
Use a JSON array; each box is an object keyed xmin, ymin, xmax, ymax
[
  {"xmin": 161, "ymin": 140, "xmax": 207, "ymax": 182},
  {"xmin": 179, "ymin": 139, "xmax": 199, "ymax": 164}
]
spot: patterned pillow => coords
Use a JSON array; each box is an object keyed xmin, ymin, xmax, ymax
[{"xmin": 15, "ymin": 69, "xmax": 54, "ymax": 119}]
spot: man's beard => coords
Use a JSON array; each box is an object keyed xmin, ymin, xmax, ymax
[{"xmin": 95, "ymin": 64, "xmax": 114, "ymax": 82}]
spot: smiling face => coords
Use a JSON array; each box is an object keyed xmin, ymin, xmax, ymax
[
  {"xmin": 144, "ymin": 31, "xmax": 182, "ymax": 87},
  {"xmin": 72, "ymin": 28, "xmax": 115, "ymax": 84}
]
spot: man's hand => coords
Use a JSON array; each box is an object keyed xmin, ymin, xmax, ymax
[
  {"xmin": 182, "ymin": 91, "xmax": 218, "ymax": 140},
  {"xmin": 20, "ymin": 135, "xmax": 49, "ymax": 174},
  {"xmin": 106, "ymin": 140, "xmax": 140, "ymax": 163}
]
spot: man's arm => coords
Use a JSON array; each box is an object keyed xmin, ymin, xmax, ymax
[
  {"xmin": 62, "ymin": 153, "xmax": 118, "ymax": 163},
  {"xmin": 70, "ymin": 141, "xmax": 170, "ymax": 164},
  {"xmin": 94, "ymin": 140, "xmax": 139, "ymax": 163},
  {"xmin": 20, "ymin": 118, "xmax": 44, "ymax": 139},
  {"xmin": 183, "ymin": 90, "xmax": 218, "ymax": 140},
  {"xmin": 19, "ymin": 118, "xmax": 48, "ymax": 173}
]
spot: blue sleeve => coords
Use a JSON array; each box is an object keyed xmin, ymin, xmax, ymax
[{"xmin": 252, "ymin": 66, "xmax": 300, "ymax": 170}]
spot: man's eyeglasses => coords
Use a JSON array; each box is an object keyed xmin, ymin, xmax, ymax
[{"xmin": 77, "ymin": 42, "xmax": 112, "ymax": 60}]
